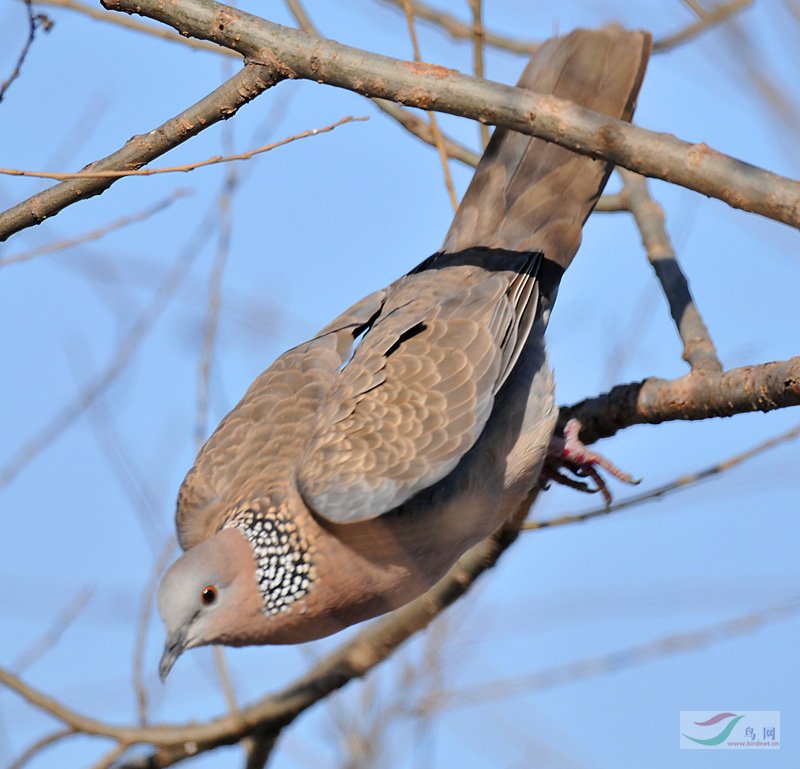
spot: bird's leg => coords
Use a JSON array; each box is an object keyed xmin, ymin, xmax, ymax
[{"xmin": 542, "ymin": 418, "xmax": 639, "ymax": 506}]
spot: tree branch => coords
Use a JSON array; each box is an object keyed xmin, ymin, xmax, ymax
[
  {"xmin": 656, "ymin": 0, "xmax": 753, "ymax": 51},
  {"xmin": 620, "ymin": 169, "xmax": 722, "ymax": 372},
  {"xmin": 0, "ymin": 116, "xmax": 365, "ymax": 181},
  {"xmin": 525, "ymin": 421, "xmax": 800, "ymax": 530},
  {"xmin": 0, "ymin": 63, "xmax": 280, "ymax": 242},
  {"xmin": 1, "ymin": 1, "xmax": 51, "ymax": 102},
  {"xmin": 0, "ymin": 189, "xmax": 189, "ymax": 267},
  {"xmin": 379, "ymin": 0, "xmax": 753, "ymax": 55},
  {"xmin": 100, "ymin": 0, "xmax": 800, "ymax": 229},
  {"xmin": 562, "ymin": 356, "xmax": 800, "ymax": 443},
  {"xmin": 284, "ymin": 0, "xmax": 481, "ymax": 169}
]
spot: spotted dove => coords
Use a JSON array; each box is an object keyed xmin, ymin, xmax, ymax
[{"xmin": 157, "ymin": 26, "xmax": 651, "ymax": 679}]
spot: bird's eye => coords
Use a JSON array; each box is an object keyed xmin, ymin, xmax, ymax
[{"xmin": 200, "ymin": 585, "xmax": 218, "ymax": 605}]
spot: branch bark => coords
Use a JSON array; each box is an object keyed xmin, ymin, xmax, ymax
[
  {"xmin": 562, "ymin": 356, "xmax": 800, "ymax": 443},
  {"xmin": 101, "ymin": 0, "xmax": 800, "ymax": 229},
  {"xmin": 620, "ymin": 169, "xmax": 722, "ymax": 372}
]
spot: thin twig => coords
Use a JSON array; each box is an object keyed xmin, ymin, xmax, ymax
[
  {"xmin": 1, "ymin": 1, "xmax": 52, "ymax": 102},
  {"xmin": 658, "ymin": 0, "xmax": 753, "ymax": 51},
  {"xmin": 719, "ymin": 18, "xmax": 800, "ymax": 138},
  {"xmin": 212, "ymin": 647, "xmax": 240, "ymax": 715},
  {"xmin": 7, "ymin": 729, "xmax": 75, "ymax": 769},
  {"xmin": 12, "ymin": 589, "xmax": 92, "ymax": 671},
  {"xmin": 379, "ymin": 0, "xmax": 538, "ymax": 55},
  {"xmin": 619, "ymin": 169, "xmax": 722, "ymax": 372},
  {"xmin": 88, "ymin": 741, "xmax": 132, "ymax": 769},
  {"xmin": 0, "ymin": 217, "xmax": 206, "ymax": 488},
  {"xmin": 33, "ymin": 0, "xmax": 238, "ymax": 57},
  {"xmin": 379, "ymin": 0, "xmax": 751, "ymax": 54},
  {"xmin": 0, "ymin": 116, "xmax": 366, "ymax": 181},
  {"xmin": 467, "ymin": 0, "xmax": 490, "ymax": 148},
  {"xmin": 594, "ymin": 192, "xmax": 627, "ymax": 213},
  {"xmin": 526, "ymin": 421, "xmax": 800, "ymax": 530},
  {"xmin": 133, "ymin": 541, "xmax": 177, "ymax": 725},
  {"xmin": 401, "ymin": 0, "xmax": 458, "ymax": 211},
  {"xmin": 195, "ymin": 136, "xmax": 237, "ymax": 449},
  {"xmin": 285, "ymin": 0, "xmax": 478, "ymax": 171},
  {"xmin": 683, "ymin": 0, "xmax": 709, "ymax": 17},
  {"xmin": 81, "ymin": 394, "xmax": 168, "ymax": 554},
  {"xmin": 194, "ymin": 114, "xmax": 245, "ymax": 728},
  {"xmin": 0, "ymin": 189, "xmax": 189, "ymax": 268},
  {"xmin": 428, "ymin": 597, "xmax": 800, "ymax": 707},
  {"xmin": 0, "ymin": 63, "xmax": 281, "ymax": 242}
]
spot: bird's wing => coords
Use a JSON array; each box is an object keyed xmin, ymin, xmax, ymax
[
  {"xmin": 175, "ymin": 289, "xmax": 387, "ymax": 550},
  {"xmin": 297, "ymin": 251, "xmax": 540, "ymax": 523}
]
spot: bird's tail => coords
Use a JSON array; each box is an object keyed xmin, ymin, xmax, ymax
[{"xmin": 442, "ymin": 26, "xmax": 650, "ymax": 291}]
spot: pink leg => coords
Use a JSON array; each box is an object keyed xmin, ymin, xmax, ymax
[{"xmin": 542, "ymin": 418, "xmax": 639, "ymax": 505}]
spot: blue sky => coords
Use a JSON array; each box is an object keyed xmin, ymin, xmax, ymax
[{"xmin": 1, "ymin": 1, "xmax": 798, "ymax": 768}]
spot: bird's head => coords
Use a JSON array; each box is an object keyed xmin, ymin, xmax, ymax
[{"xmin": 156, "ymin": 528, "xmax": 263, "ymax": 680}]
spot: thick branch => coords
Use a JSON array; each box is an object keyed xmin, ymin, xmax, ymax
[
  {"xmin": 562, "ymin": 356, "xmax": 800, "ymax": 443},
  {"xmin": 0, "ymin": 64, "xmax": 280, "ymax": 241},
  {"xmin": 102, "ymin": 0, "xmax": 800, "ymax": 229},
  {"xmin": 620, "ymin": 169, "xmax": 722, "ymax": 372}
]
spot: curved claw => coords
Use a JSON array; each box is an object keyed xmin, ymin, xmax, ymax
[{"xmin": 543, "ymin": 419, "xmax": 640, "ymax": 506}]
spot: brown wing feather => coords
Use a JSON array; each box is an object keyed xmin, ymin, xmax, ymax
[
  {"xmin": 297, "ymin": 252, "xmax": 540, "ymax": 523},
  {"xmin": 175, "ymin": 290, "xmax": 386, "ymax": 550}
]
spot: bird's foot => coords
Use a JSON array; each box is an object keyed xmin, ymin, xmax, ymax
[{"xmin": 541, "ymin": 419, "xmax": 639, "ymax": 506}]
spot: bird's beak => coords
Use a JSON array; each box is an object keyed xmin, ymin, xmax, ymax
[{"xmin": 159, "ymin": 627, "xmax": 188, "ymax": 681}]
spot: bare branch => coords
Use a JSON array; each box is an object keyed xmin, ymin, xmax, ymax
[
  {"xmin": 525, "ymin": 421, "xmax": 800, "ymax": 530},
  {"xmin": 620, "ymin": 169, "xmax": 722, "ymax": 372},
  {"xmin": 101, "ymin": 0, "xmax": 800, "ymax": 229},
  {"xmin": 7, "ymin": 729, "xmax": 75, "ymax": 769},
  {"xmin": 430, "ymin": 597, "xmax": 800, "ymax": 707},
  {"xmin": 88, "ymin": 742, "xmax": 132, "ymax": 769},
  {"xmin": 1, "ymin": 1, "xmax": 52, "ymax": 102},
  {"xmin": 0, "ymin": 228, "xmax": 203, "ymax": 489},
  {"xmin": 400, "ymin": 0, "xmax": 458, "ymax": 211},
  {"xmin": 379, "ymin": 0, "xmax": 751, "ymax": 55},
  {"xmin": 285, "ymin": 0, "xmax": 481, "ymax": 174},
  {"xmin": 0, "ymin": 116, "xmax": 365, "ymax": 182},
  {"xmin": 562, "ymin": 356, "xmax": 800, "ymax": 444},
  {"xmin": 379, "ymin": 0, "xmax": 538, "ymax": 55},
  {"xmin": 12, "ymin": 588, "xmax": 92, "ymax": 671},
  {"xmin": 133, "ymin": 541, "xmax": 177, "ymax": 725},
  {"xmin": 33, "ymin": 0, "xmax": 238, "ymax": 57},
  {"xmin": 657, "ymin": 0, "xmax": 753, "ymax": 51},
  {"xmin": 0, "ymin": 189, "xmax": 189, "ymax": 268},
  {"xmin": 0, "ymin": 63, "xmax": 281, "ymax": 242},
  {"xmin": 467, "ymin": 0, "xmax": 490, "ymax": 148},
  {"xmin": 242, "ymin": 732, "xmax": 276, "ymax": 769}
]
